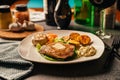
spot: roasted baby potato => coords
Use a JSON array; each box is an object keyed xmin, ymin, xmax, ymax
[
  {"xmin": 32, "ymin": 33, "xmax": 48, "ymax": 46},
  {"xmin": 69, "ymin": 32, "xmax": 80, "ymax": 42},
  {"xmin": 79, "ymin": 35, "xmax": 91, "ymax": 45}
]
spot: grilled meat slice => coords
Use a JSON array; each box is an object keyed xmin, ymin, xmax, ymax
[{"xmin": 39, "ymin": 42, "xmax": 75, "ymax": 59}]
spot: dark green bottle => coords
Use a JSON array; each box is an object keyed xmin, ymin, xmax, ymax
[{"xmin": 74, "ymin": 0, "xmax": 95, "ymax": 27}]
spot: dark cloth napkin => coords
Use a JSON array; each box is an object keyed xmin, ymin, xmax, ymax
[{"xmin": 0, "ymin": 39, "xmax": 33, "ymax": 80}]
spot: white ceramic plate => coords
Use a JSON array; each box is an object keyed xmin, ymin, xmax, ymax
[{"xmin": 18, "ymin": 30, "xmax": 105, "ymax": 64}]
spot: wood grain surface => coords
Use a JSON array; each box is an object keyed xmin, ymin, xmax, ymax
[{"xmin": 0, "ymin": 24, "xmax": 44, "ymax": 39}]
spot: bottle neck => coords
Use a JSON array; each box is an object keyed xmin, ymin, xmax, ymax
[{"xmin": 57, "ymin": 0, "xmax": 68, "ymax": 4}]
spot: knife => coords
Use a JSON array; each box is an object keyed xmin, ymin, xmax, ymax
[{"xmin": 103, "ymin": 35, "xmax": 120, "ymax": 60}]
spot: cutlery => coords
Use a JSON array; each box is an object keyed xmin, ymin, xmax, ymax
[{"xmin": 112, "ymin": 35, "xmax": 120, "ymax": 60}]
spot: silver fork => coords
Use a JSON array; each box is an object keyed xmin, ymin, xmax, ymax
[{"xmin": 112, "ymin": 35, "xmax": 120, "ymax": 60}]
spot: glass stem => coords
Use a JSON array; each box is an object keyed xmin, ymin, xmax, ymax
[{"xmin": 100, "ymin": 9, "xmax": 106, "ymax": 35}]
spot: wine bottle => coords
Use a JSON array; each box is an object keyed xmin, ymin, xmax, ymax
[
  {"xmin": 54, "ymin": 0, "xmax": 72, "ymax": 29},
  {"xmin": 43, "ymin": 0, "xmax": 57, "ymax": 26}
]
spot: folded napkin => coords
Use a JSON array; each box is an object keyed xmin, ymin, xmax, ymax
[{"xmin": 0, "ymin": 40, "xmax": 34, "ymax": 80}]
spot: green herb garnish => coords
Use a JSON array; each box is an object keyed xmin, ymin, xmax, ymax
[{"xmin": 36, "ymin": 43, "xmax": 41, "ymax": 51}]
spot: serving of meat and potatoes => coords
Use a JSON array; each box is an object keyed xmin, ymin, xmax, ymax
[{"xmin": 32, "ymin": 32, "xmax": 97, "ymax": 61}]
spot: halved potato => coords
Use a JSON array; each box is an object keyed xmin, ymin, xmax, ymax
[
  {"xmin": 69, "ymin": 32, "xmax": 80, "ymax": 42},
  {"xmin": 79, "ymin": 35, "xmax": 91, "ymax": 45}
]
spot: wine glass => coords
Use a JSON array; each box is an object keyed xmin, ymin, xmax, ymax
[
  {"xmin": 89, "ymin": 0, "xmax": 116, "ymax": 39},
  {"xmin": 54, "ymin": 0, "xmax": 72, "ymax": 30}
]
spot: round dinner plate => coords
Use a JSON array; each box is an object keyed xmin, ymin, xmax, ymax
[{"xmin": 18, "ymin": 30, "xmax": 105, "ymax": 64}]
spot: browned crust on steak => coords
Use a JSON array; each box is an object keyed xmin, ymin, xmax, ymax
[{"xmin": 39, "ymin": 42, "xmax": 75, "ymax": 59}]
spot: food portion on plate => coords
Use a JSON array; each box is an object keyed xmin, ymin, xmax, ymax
[
  {"xmin": 40, "ymin": 42, "xmax": 75, "ymax": 60},
  {"xmin": 32, "ymin": 32, "xmax": 97, "ymax": 61}
]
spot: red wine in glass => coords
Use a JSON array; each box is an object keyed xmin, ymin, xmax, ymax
[
  {"xmin": 89, "ymin": 0, "xmax": 116, "ymax": 9},
  {"xmin": 89, "ymin": 0, "xmax": 116, "ymax": 39}
]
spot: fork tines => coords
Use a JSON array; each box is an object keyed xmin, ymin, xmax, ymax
[
  {"xmin": 112, "ymin": 35, "xmax": 120, "ymax": 49},
  {"xmin": 112, "ymin": 35, "xmax": 120, "ymax": 60}
]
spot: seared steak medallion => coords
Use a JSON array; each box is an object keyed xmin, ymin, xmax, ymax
[{"xmin": 39, "ymin": 42, "xmax": 75, "ymax": 59}]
